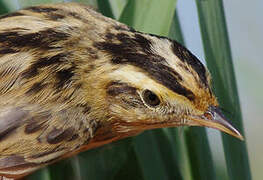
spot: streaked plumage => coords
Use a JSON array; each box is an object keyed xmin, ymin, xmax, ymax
[{"xmin": 0, "ymin": 3, "xmax": 242, "ymax": 179}]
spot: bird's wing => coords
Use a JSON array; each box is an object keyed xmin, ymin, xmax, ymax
[{"xmin": 0, "ymin": 103, "xmax": 97, "ymax": 177}]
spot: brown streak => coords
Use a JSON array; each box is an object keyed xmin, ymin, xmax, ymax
[
  {"xmin": 24, "ymin": 114, "xmax": 50, "ymax": 134},
  {"xmin": 47, "ymin": 127, "xmax": 74, "ymax": 144}
]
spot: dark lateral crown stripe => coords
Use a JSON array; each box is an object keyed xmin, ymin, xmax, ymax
[
  {"xmin": 146, "ymin": 33, "xmax": 209, "ymax": 88},
  {"xmin": 95, "ymin": 32, "xmax": 195, "ymax": 101},
  {"xmin": 0, "ymin": 12, "xmax": 25, "ymax": 20},
  {"xmin": 25, "ymin": 6, "xmax": 59, "ymax": 13},
  {"xmin": 172, "ymin": 41, "xmax": 208, "ymax": 87},
  {"xmin": 0, "ymin": 28, "xmax": 69, "ymax": 49},
  {"xmin": 25, "ymin": 5, "xmax": 87, "ymax": 22}
]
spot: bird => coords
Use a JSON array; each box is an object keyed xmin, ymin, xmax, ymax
[{"xmin": 0, "ymin": 2, "xmax": 243, "ymax": 179}]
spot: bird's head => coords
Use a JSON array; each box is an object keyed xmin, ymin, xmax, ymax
[{"xmin": 87, "ymin": 29, "xmax": 243, "ymax": 142}]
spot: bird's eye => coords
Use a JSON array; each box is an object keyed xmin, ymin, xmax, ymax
[{"xmin": 142, "ymin": 90, "xmax": 160, "ymax": 107}]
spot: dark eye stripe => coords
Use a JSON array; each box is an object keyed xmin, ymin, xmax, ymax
[{"xmin": 106, "ymin": 81, "xmax": 137, "ymax": 96}]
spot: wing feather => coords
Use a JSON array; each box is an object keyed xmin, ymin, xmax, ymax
[{"xmin": 0, "ymin": 104, "xmax": 96, "ymax": 177}]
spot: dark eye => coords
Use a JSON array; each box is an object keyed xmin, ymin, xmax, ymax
[{"xmin": 142, "ymin": 90, "xmax": 160, "ymax": 107}]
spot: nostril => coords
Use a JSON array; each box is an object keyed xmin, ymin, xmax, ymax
[{"xmin": 203, "ymin": 112, "xmax": 213, "ymax": 120}]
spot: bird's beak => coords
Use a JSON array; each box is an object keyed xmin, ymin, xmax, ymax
[{"xmin": 188, "ymin": 106, "xmax": 244, "ymax": 140}]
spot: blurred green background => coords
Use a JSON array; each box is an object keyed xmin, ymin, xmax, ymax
[{"xmin": 0, "ymin": 0, "xmax": 261, "ymax": 179}]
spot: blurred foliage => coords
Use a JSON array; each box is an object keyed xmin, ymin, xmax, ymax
[{"xmin": 0, "ymin": 1, "xmax": 8, "ymax": 14}]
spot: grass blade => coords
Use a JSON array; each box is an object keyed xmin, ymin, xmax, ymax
[
  {"xmin": 133, "ymin": 130, "xmax": 182, "ymax": 180},
  {"xmin": 195, "ymin": 1, "xmax": 252, "ymax": 179},
  {"xmin": 0, "ymin": 1, "xmax": 9, "ymax": 14},
  {"xmin": 152, "ymin": 129, "xmax": 183, "ymax": 179},
  {"xmin": 47, "ymin": 157, "xmax": 81, "ymax": 180},
  {"xmin": 184, "ymin": 127, "xmax": 216, "ymax": 180},
  {"xmin": 108, "ymin": 0, "xmax": 127, "ymax": 19},
  {"xmin": 17, "ymin": 0, "xmax": 64, "ymax": 8},
  {"xmin": 169, "ymin": 10, "xmax": 185, "ymax": 44},
  {"xmin": 97, "ymin": 0, "xmax": 114, "ymax": 18},
  {"xmin": 77, "ymin": 138, "xmax": 144, "ymax": 180},
  {"xmin": 27, "ymin": 168, "xmax": 51, "ymax": 180},
  {"xmin": 119, "ymin": 0, "xmax": 177, "ymax": 35}
]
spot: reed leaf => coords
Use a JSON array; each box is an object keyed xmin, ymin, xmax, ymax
[
  {"xmin": 0, "ymin": 1, "xmax": 9, "ymax": 14},
  {"xmin": 97, "ymin": 0, "xmax": 114, "ymax": 18},
  {"xmin": 119, "ymin": 0, "xmax": 177, "ymax": 36}
]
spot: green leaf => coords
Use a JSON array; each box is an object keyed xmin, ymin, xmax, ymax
[
  {"xmin": 195, "ymin": 0, "xmax": 252, "ymax": 180},
  {"xmin": 47, "ymin": 156, "xmax": 81, "ymax": 180},
  {"xmin": 0, "ymin": 1, "xmax": 9, "ymax": 15},
  {"xmin": 133, "ymin": 130, "xmax": 182, "ymax": 180},
  {"xmin": 119, "ymin": 0, "xmax": 177, "ymax": 35},
  {"xmin": 17, "ymin": 0, "xmax": 64, "ymax": 8},
  {"xmin": 184, "ymin": 127, "xmax": 216, "ymax": 180},
  {"xmin": 151, "ymin": 129, "xmax": 183, "ymax": 179},
  {"xmin": 73, "ymin": 0, "xmax": 98, "ymax": 7},
  {"xmin": 27, "ymin": 168, "xmax": 51, "ymax": 180},
  {"xmin": 168, "ymin": 10, "xmax": 185, "ymax": 44},
  {"xmin": 76, "ymin": 138, "xmax": 144, "ymax": 180},
  {"xmin": 108, "ymin": 0, "xmax": 128, "ymax": 19},
  {"xmin": 97, "ymin": 0, "xmax": 114, "ymax": 18}
]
